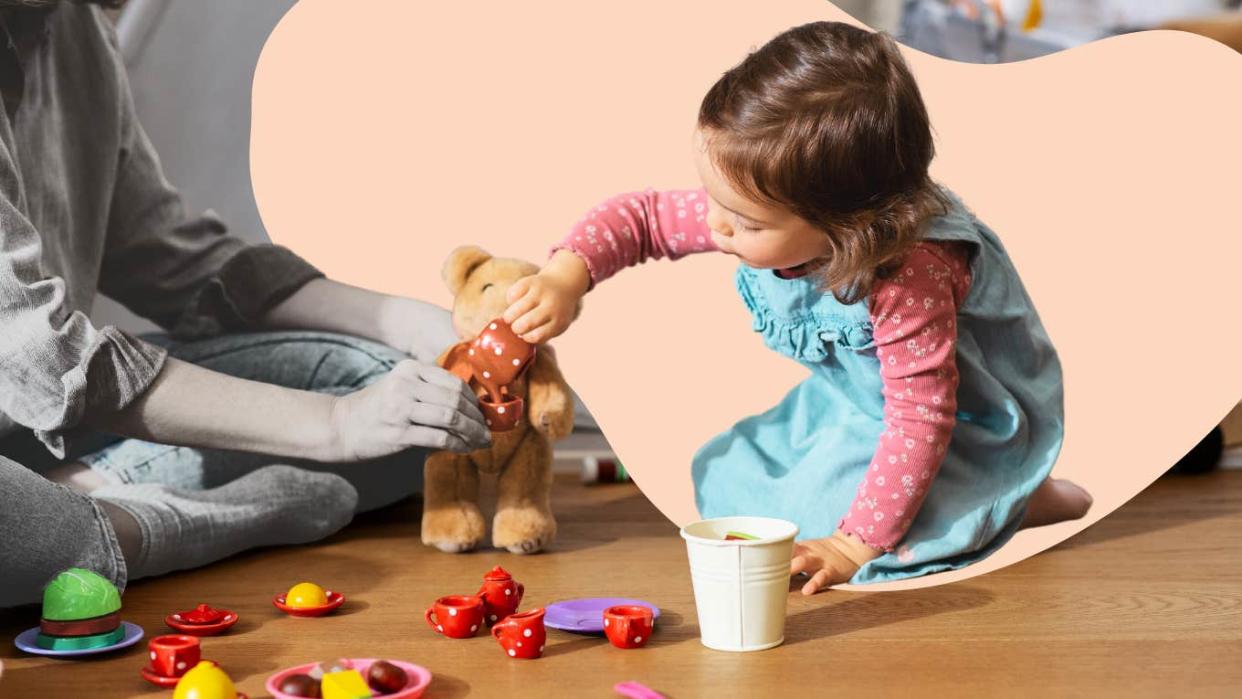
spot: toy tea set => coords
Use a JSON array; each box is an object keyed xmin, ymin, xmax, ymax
[
  {"xmin": 425, "ymin": 565, "xmax": 660, "ymax": 657},
  {"xmin": 9, "ymin": 321, "xmax": 803, "ymax": 696}
]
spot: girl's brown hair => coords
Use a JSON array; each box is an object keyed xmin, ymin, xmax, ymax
[{"xmin": 698, "ymin": 21, "xmax": 949, "ymax": 304}]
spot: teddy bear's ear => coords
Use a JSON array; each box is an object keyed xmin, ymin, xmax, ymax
[{"xmin": 443, "ymin": 245, "xmax": 493, "ymax": 294}]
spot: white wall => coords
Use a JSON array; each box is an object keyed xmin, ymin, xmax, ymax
[{"xmin": 831, "ymin": 0, "xmax": 905, "ymax": 32}]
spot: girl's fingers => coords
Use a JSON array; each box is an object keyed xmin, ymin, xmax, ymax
[
  {"xmin": 505, "ymin": 276, "xmax": 532, "ymax": 305},
  {"xmin": 801, "ymin": 569, "xmax": 834, "ymax": 596},
  {"xmin": 514, "ymin": 305, "xmax": 551, "ymax": 337},
  {"xmin": 520, "ymin": 317, "xmax": 555, "ymax": 344},
  {"xmin": 504, "ymin": 288, "xmax": 540, "ymax": 328},
  {"xmin": 790, "ymin": 553, "xmax": 811, "ymax": 576}
]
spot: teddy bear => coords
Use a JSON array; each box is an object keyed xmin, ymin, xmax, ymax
[{"xmin": 421, "ymin": 246, "xmax": 577, "ymax": 554}]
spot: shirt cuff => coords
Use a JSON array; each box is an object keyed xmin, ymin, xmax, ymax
[
  {"xmin": 35, "ymin": 327, "xmax": 168, "ymax": 459},
  {"xmin": 548, "ymin": 244, "xmax": 601, "ymax": 291},
  {"xmin": 171, "ymin": 244, "xmax": 326, "ymax": 338}
]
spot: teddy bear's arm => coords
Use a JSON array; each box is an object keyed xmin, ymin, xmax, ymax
[{"xmin": 525, "ymin": 347, "xmax": 575, "ymax": 442}]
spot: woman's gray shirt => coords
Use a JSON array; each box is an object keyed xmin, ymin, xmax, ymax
[{"xmin": 0, "ymin": 5, "xmax": 323, "ymax": 456}]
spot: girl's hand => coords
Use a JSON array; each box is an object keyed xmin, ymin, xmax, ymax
[
  {"xmin": 328, "ymin": 360, "xmax": 491, "ymax": 462},
  {"xmin": 789, "ymin": 530, "xmax": 883, "ymax": 595},
  {"xmin": 502, "ymin": 250, "xmax": 591, "ymax": 344}
]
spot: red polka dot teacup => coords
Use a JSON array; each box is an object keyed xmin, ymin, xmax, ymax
[
  {"xmin": 491, "ymin": 607, "xmax": 545, "ymax": 659},
  {"xmin": 425, "ymin": 595, "xmax": 485, "ymax": 639},
  {"xmin": 148, "ymin": 634, "xmax": 200, "ymax": 677},
  {"xmin": 603, "ymin": 605, "xmax": 653, "ymax": 649}
]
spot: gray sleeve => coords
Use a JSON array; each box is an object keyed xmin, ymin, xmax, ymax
[
  {"xmin": 95, "ymin": 16, "xmax": 324, "ymax": 339},
  {"xmin": 0, "ymin": 144, "xmax": 167, "ymax": 458}
]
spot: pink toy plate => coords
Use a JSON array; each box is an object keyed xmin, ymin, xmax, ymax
[
  {"xmin": 272, "ymin": 591, "xmax": 345, "ymax": 617},
  {"xmin": 266, "ymin": 658, "xmax": 431, "ymax": 699},
  {"xmin": 165, "ymin": 611, "xmax": 238, "ymax": 636}
]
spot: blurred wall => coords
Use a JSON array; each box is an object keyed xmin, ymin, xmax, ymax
[
  {"xmin": 92, "ymin": 0, "xmax": 298, "ymax": 333},
  {"xmin": 832, "ymin": 0, "xmax": 904, "ymax": 32}
]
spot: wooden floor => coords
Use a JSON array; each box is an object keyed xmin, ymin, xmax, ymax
[{"xmin": 2, "ymin": 471, "xmax": 1240, "ymax": 698}]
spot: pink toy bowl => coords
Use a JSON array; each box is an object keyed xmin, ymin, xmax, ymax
[
  {"xmin": 272, "ymin": 591, "xmax": 345, "ymax": 618},
  {"xmin": 266, "ymin": 658, "xmax": 432, "ymax": 699}
]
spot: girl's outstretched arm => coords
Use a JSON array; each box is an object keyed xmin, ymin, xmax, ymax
[{"xmin": 504, "ymin": 189, "xmax": 717, "ymax": 343}]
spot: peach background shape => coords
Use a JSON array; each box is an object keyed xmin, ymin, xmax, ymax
[{"xmin": 250, "ymin": 0, "xmax": 1242, "ymax": 590}]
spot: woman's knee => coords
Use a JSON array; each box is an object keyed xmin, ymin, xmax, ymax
[{"xmin": 0, "ymin": 455, "xmax": 127, "ymax": 608}]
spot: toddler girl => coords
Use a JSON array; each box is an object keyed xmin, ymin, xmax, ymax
[{"xmin": 503, "ymin": 21, "xmax": 1090, "ymax": 592}]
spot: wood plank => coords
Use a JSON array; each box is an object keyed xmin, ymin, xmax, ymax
[{"xmin": 2, "ymin": 471, "xmax": 1239, "ymax": 698}]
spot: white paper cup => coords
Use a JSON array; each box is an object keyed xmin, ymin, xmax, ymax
[{"xmin": 679, "ymin": 516, "xmax": 798, "ymax": 652}]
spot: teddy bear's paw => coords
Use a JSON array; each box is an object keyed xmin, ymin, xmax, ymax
[
  {"xmin": 421, "ymin": 504, "xmax": 486, "ymax": 553},
  {"xmin": 492, "ymin": 506, "xmax": 557, "ymax": 555}
]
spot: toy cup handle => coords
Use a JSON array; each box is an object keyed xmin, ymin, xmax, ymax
[
  {"xmin": 491, "ymin": 620, "xmax": 508, "ymax": 641},
  {"xmin": 425, "ymin": 608, "xmax": 440, "ymax": 632}
]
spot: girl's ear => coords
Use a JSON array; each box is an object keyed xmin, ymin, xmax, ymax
[{"xmin": 443, "ymin": 245, "xmax": 492, "ymax": 294}]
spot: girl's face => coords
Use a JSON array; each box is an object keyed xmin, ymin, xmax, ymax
[{"xmin": 693, "ymin": 130, "xmax": 832, "ymax": 272}]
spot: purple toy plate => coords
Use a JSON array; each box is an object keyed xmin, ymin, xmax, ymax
[
  {"xmin": 544, "ymin": 598, "xmax": 660, "ymax": 634},
  {"xmin": 14, "ymin": 621, "xmax": 144, "ymax": 657}
]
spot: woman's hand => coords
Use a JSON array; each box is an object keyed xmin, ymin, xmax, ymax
[
  {"xmin": 328, "ymin": 360, "xmax": 490, "ymax": 462},
  {"xmin": 502, "ymin": 250, "xmax": 591, "ymax": 344},
  {"xmin": 789, "ymin": 530, "xmax": 883, "ymax": 595}
]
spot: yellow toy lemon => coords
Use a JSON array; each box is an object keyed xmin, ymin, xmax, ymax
[
  {"xmin": 285, "ymin": 582, "xmax": 329, "ymax": 609},
  {"xmin": 173, "ymin": 661, "xmax": 238, "ymax": 699}
]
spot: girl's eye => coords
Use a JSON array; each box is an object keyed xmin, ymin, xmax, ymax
[
  {"xmin": 481, "ymin": 283, "xmax": 494, "ymax": 292},
  {"xmin": 734, "ymin": 216, "xmax": 759, "ymax": 232}
]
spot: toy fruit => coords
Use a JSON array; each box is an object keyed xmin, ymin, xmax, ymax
[
  {"xmin": 286, "ymin": 583, "xmax": 329, "ymax": 608},
  {"xmin": 36, "ymin": 568, "xmax": 125, "ymax": 650},
  {"xmin": 308, "ymin": 659, "xmax": 354, "ymax": 680},
  {"xmin": 279, "ymin": 673, "xmax": 322, "ymax": 698},
  {"xmin": 366, "ymin": 661, "xmax": 407, "ymax": 694},
  {"xmin": 274, "ymin": 587, "xmax": 345, "ymax": 617},
  {"xmin": 476, "ymin": 566, "xmax": 524, "ymax": 624},
  {"xmin": 321, "ymin": 668, "xmax": 372, "ymax": 699},
  {"xmin": 173, "ymin": 660, "xmax": 248, "ymax": 699}
]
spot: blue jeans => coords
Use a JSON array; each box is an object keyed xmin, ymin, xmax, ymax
[{"xmin": 0, "ymin": 331, "xmax": 426, "ymax": 607}]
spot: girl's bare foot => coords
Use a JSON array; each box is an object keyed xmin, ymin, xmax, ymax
[{"xmin": 1020, "ymin": 477, "xmax": 1093, "ymax": 529}]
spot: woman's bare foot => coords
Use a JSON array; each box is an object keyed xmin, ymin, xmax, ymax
[{"xmin": 1020, "ymin": 477, "xmax": 1093, "ymax": 529}]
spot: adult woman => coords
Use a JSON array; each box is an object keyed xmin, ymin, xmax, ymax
[{"xmin": 0, "ymin": 1, "xmax": 487, "ymax": 606}]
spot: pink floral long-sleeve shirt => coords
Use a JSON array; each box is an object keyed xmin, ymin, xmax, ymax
[{"xmin": 553, "ymin": 189, "xmax": 971, "ymax": 552}]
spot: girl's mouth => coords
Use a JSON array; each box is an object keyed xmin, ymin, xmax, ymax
[{"xmin": 775, "ymin": 260, "xmax": 822, "ymax": 279}]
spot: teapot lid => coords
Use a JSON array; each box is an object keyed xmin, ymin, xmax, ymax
[{"xmin": 483, "ymin": 566, "xmax": 513, "ymax": 582}]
